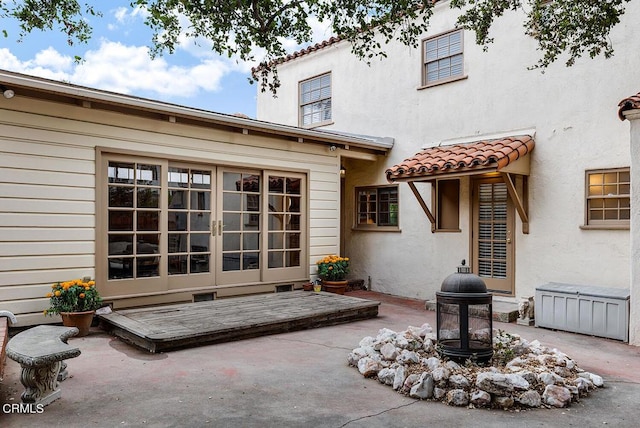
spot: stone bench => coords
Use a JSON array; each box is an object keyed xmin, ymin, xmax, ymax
[{"xmin": 6, "ymin": 325, "xmax": 81, "ymax": 406}]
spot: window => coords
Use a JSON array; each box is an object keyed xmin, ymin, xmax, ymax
[
  {"xmin": 300, "ymin": 73, "xmax": 331, "ymax": 127},
  {"xmin": 423, "ymin": 29, "xmax": 464, "ymax": 86},
  {"xmin": 356, "ymin": 186, "xmax": 399, "ymax": 229},
  {"xmin": 585, "ymin": 168, "xmax": 630, "ymax": 228},
  {"xmin": 434, "ymin": 179, "xmax": 460, "ymax": 231}
]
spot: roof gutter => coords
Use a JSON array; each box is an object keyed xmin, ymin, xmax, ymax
[{"xmin": 0, "ymin": 69, "xmax": 391, "ymax": 153}]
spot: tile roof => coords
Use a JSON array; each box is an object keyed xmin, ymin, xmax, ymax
[
  {"xmin": 618, "ymin": 92, "xmax": 640, "ymax": 120},
  {"xmin": 386, "ymin": 135, "xmax": 535, "ymax": 182},
  {"xmin": 252, "ymin": 37, "xmax": 342, "ymax": 74}
]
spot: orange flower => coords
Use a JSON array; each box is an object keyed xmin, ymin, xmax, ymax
[
  {"xmin": 79, "ymin": 293, "xmax": 85, "ymax": 299},
  {"xmin": 54, "ymin": 290, "xmax": 61, "ymax": 297},
  {"xmin": 45, "ymin": 292, "xmax": 52, "ymax": 298}
]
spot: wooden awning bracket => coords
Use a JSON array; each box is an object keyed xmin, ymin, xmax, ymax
[
  {"xmin": 408, "ymin": 182, "xmax": 436, "ymax": 232},
  {"xmin": 500, "ymin": 172, "xmax": 529, "ymax": 234}
]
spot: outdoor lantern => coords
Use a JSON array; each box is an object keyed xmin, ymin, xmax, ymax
[{"xmin": 436, "ymin": 260, "xmax": 493, "ymax": 363}]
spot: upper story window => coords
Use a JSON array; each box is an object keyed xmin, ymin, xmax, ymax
[
  {"xmin": 299, "ymin": 73, "xmax": 332, "ymax": 127},
  {"xmin": 584, "ymin": 168, "xmax": 630, "ymax": 229},
  {"xmin": 355, "ymin": 186, "xmax": 399, "ymax": 230},
  {"xmin": 423, "ymin": 29, "xmax": 464, "ymax": 86}
]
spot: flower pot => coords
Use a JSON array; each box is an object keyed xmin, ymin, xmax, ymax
[
  {"xmin": 322, "ymin": 280, "xmax": 348, "ymax": 295},
  {"xmin": 303, "ymin": 282, "xmax": 314, "ymax": 291},
  {"xmin": 60, "ymin": 310, "xmax": 95, "ymax": 337}
]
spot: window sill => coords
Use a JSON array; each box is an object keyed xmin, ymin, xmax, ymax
[
  {"xmin": 579, "ymin": 224, "xmax": 630, "ymax": 231},
  {"xmin": 301, "ymin": 120, "xmax": 334, "ymax": 129},
  {"xmin": 352, "ymin": 226, "xmax": 401, "ymax": 232},
  {"xmin": 417, "ymin": 75, "xmax": 468, "ymax": 90}
]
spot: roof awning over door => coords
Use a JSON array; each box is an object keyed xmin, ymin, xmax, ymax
[
  {"xmin": 386, "ymin": 135, "xmax": 535, "ymax": 233},
  {"xmin": 385, "ymin": 135, "xmax": 534, "ymax": 182}
]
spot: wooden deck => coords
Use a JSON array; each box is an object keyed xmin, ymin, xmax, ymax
[{"xmin": 99, "ymin": 291, "xmax": 380, "ymax": 353}]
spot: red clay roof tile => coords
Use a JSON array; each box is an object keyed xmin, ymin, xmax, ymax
[
  {"xmin": 386, "ymin": 135, "xmax": 534, "ymax": 182},
  {"xmin": 618, "ymin": 92, "xmax": 640, "ymax": 120}
]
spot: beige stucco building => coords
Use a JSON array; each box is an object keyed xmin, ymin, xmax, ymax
[
  {"xmin": 257, "ymin": 2, "xmax": 640, "ymax": 344},
  {"xmin": 0, "ymin": 69, "xmax": 390, "ymax": 326}
]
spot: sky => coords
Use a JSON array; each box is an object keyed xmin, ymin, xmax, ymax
[{"xmin": 0, "ymin": 1, "xmax": 333, "ymax": 118}]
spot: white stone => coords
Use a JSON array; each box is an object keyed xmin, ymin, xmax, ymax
[
  {"xmin": 424, "ymin": 356, "xmax": 441, "ymax": 372},
  {"xmin": 444, "ymin": 360, "xmax": 461, "ymax": 370},
  {"xmin": 396, "ymin": 350, "xmax": 420, "ymax": 364},
  {"xmin": 446, "ymin": 389, "xmax": 469, "ymax": 407},
  {"xmin": 359, "ymin": 336, "xmax": 375, "ymax": 348},
  {"xmin": 380, "ymin": 342, "xmax": 399, "ymax": 361},
  {"xmin": 393, "ymin": 366, "xmax": 406, "ymax": 390},
  {"xmin": 409, "ymin": 372, "xmax": 434, "ymax": 399},
  {"xmin": 357, "ymin": 357, "xmax": 381, "ymax": 378},
  {"xmin": 403, "ymin": 373, "xmax": 421, "ymax": 393},
  {"xmin": 431, "ymin": 366, "xmax": 450, "ymax": 383},
  {"xmin": 542, "ymin": 385, "xmax": 572, "ymax": 408},
  {"xmin": 377, "ymin": 367, "xmax": 396, "ymax": 385},
  {"xmin": 517, "ymin": 390, "xmax": 542, "ymax": 408},
  {"xmin": 449, "ymin": 374, "xmax": 470, "ymax": 389},
  {"xmin": 470, "ymin": 390, "xmax": 491, "ymax": 407},
  {"xmin": 538, "ymin": 372, "xmax": 563, "ymax": 386}
]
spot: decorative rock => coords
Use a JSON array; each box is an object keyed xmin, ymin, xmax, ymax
[
  {"xmin": 449, "ymin": 374, "xmax": 470, "ymax": 389},
  {"xmin": 397, "ymin": 350, "xmax": 420, "ymax": 364},
  {"xmin": 409, "ymin": 372, "xmax": 434, "ymax": 399},
  {"xmin": 434, "ymin": 387, "xmax": 447, "ymax": 400},
  {"xmin": 470, "ymin": 390, "xmax": 491, "ymax": 407},
  {"xmin": 538, "ymin": 371, "xmax": 563, "ymax": 386},
  {"xmin": 542, "ymin": 385, "xmax": 572, "ymax": 408},
  {"xmin": 475, "ymin": 372, "xmax": 529, "ymax": 395},
  {"xmin": 446, "ymin": 389, "xmax": 469, "ymax": 407},
  {"xmin": 377, "ymin": 367, "xmax": 396, "ymax": 385},
  {"xmin": 572, "ymin": 377, "xmax": 593, "ymax": 394},
  {"xmin": 493, "ymin": 396, "xmax": 514, "ymax": 409},
  {"xmin": 380, "ymin": 343, "xmax": 399, "ymax": 361},
  {"xmin": 431, "ymin": 366, "xmax": 450, "ymax": 383},
  {"xmin": 517, "ymin": 390, "xmax": 542, "ymax": 408},
  {"xmin": 424, "ymin": 356, "xmax": 441, "ymax": 372},
  {"xmin": 357, "ymin": 357, "xmax": 381, "ymax": 378},
  {"xmin": 403, "ymin": 373, "xmax": 421, "ymax": 392},
  {"xmin": 393, "ymin": 366, "xmax": 406, "ymax": 390},
  {"xmin": 349, "ymin": 324, "xmax": 603, "ymax": 412}
]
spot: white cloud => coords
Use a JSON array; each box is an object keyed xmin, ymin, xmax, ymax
[{"xmin": 0, "ymin": 40, "xmax": 234, "ymax": 100}]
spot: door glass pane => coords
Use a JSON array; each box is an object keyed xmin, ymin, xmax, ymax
[
  {"xmin": 222, "ymin": 171, "xmax": 262, "ymax": 272},
  {"xmin": 168, "ymin": 166, "xmax": 213, "ymax": 275},
  {"xmin": 108, "ymin": 161, "xmax": 217, "ymax": 281}
]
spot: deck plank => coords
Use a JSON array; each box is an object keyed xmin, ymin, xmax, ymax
[{"xmin": 99, "ymin": 291, "xmax": 379, "ymax": 352}]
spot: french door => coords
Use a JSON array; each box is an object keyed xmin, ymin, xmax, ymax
[
  {"xmin": 102, "ymin": 155, "xmax": 306, "ymax": 297},
  {"xmin": 472, "ymin": 178, "xmax": 515, "ymax": 295}
]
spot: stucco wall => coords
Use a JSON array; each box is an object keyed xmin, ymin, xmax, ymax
[
  {"xmin": 628, "ymin": 112, "xmax": 640, "ymax": 345},
  {"xmin": 257, "ymin": 2, "xmax": 638, "ymax": 302}
]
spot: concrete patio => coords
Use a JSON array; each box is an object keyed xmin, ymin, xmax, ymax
[{"xmin": 1, "ymin": 290, "xmax": 639, "ymax": 427}]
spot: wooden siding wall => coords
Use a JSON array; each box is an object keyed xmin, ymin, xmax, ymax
[{"xmin": 0, "ymin": 97, "xmax": 341, "ymax": 326}]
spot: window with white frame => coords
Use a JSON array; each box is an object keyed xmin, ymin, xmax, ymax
[
  {"xmin": 585, "ymin": 168, "xmax": 630, "ymax": 227},
  {"xmin": 424, "ymin": 29, "xmax": 464, "ymax": 86},
  {"xmin": 299, "ymin": 73, "xmax": 331, "ymax": 127},
  {"xmin": 356, "ymin": 186, "xmax": 399, "ymax": 229}
]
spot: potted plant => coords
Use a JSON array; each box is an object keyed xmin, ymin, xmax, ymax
[
  {"xmin": 44, "ymin": 277, "xmax": 102, "ymax": 336},
  {"xmin": 316, "ymin": 255, "xmax": 350, "ymax": 294}
]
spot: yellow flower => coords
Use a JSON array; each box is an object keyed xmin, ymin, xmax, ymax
[
  {"xmin": 54, "ymin": 290, "xmax": 61, "ymax": 297},
  {"xmin": 43, "ymin": 310, "xmax": 47, "ymax": 315},
  {"xmin": 45, "ymin": 292, "xmax": 52, "ymax": 298}
]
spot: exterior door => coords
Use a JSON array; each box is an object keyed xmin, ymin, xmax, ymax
[
  {"xmin": 167, "ymin": 164, "xmax": 216, "ymax": 289},
  {"xmin": 472, "ymin": 178, "xmax": 515, "ymax": 295}
]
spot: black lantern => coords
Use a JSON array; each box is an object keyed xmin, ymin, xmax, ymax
[{"xmin": 436, "ymin": 260, "xmax": 493, "ymax": 363}]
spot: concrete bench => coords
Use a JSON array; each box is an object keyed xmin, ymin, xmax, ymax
[{"xmin": 6, "ymin": 325, "xmax": 81, "ymax": 406}]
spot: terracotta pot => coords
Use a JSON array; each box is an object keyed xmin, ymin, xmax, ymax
[
  {"xmin": 302, "ymin": 282, "xmax": 314, "ymax": 291},
  {"xmin": 322, "ymin": 280, "xmax": 348, "ymax": 295},
  {"xmin": 60, "ymin": 310, "xmax": 95, "ymax": 337}
]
